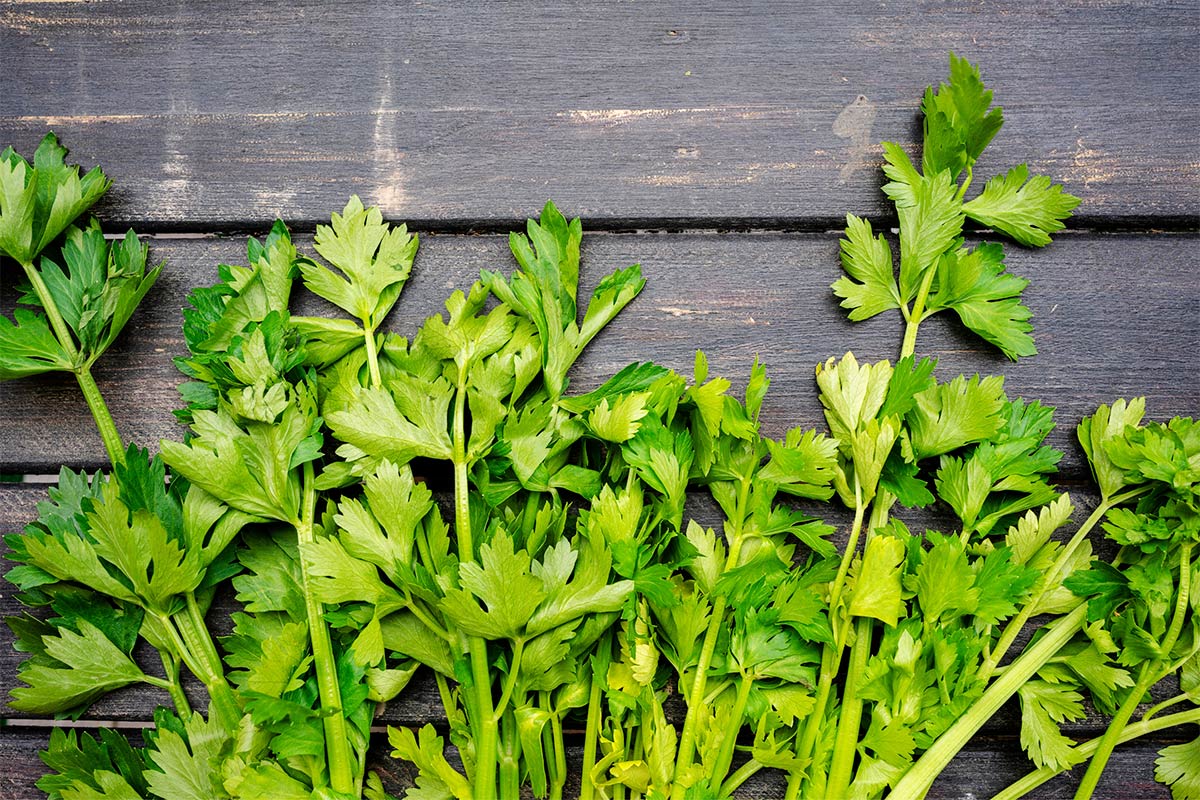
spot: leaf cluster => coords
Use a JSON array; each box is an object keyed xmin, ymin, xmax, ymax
[{"xmin": 832, "ymin": 53, "xmax": 1080, "ymax": 360}]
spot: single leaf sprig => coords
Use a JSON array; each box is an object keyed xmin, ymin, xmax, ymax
[
  {"xmin": 832, "ymin": 53, "xmax": 1080, "ymax": 362},
  {"xmin": 0, "ymin": 134, "xmax": 162, "ymax": 467}
]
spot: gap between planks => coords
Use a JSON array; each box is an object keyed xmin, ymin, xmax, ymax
[{"xmin": 85, "ymin": 219, "xmax": 1200, "ymax": 238}]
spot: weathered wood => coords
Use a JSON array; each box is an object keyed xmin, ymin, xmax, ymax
[
  {"xmin": 1, "ymin": 2, "xmax": 1197, "ymax": 228},
  {"xmin": 1, "ymin": 231, "xmax": 1196, "ymax": 474},
  {"xmin": 0, "ymin": 725, "xmax": 1179, "ymax": 799}
]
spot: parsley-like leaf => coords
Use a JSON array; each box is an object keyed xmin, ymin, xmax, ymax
[
  {"xmin": 964, "ymin": 164, "xmax": 1081, "ymax": 248},
  {"xmin": 0, "ymin": 133, "xmax": 110, "ymax": 264},
  {"xmin": 1157, "ymin": 735, "xmax": 1200, "ymax": 800}
]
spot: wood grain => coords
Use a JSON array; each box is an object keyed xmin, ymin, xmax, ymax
[
  {"xmin": 1, "ymin": 231, "xmax": 1196, "ymax": 474},
  {"xmin": 1, "ymin": 1, "xmax": 1197, "ymax": 228},
  {"xmin": 0, "ymin": 725, "xmax": 1181, "ymax": 800}
]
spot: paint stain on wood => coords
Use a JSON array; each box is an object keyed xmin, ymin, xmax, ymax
[
  {"xmin": 1065, "ymin": 137, "xmax": 1118, "ymax": 187},
  {"xmin": 657, "ymin": 306, "xmax": 713, "ymax": 317},
  {"xmin": 370, "ymin": 73, "xmax": 409, "ymax": 210},
  {"xmin": 831, "ymin": 95, "xmax": 877, "ymax": 183}
]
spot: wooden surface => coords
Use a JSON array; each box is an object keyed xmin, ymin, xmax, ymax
[
  {"xmin": 2, "ymin": 1, "xmax": 1197, "ymax": 229},
  {"xmin": 1, "ymin": 2, "xmax": 1198, "ymax": 798}
]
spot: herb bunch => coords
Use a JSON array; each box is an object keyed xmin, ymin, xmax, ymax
[
  {"xmin": 3, "ymin": 55, "xmax": 1196, "ymax": 800},
  {"xmin": 820, "ymin": 55, "xmax": 1198, "ymax": 800},
  {"xmin": 1, "ymin": 135, "xmax": 262, "ymax": 798}
]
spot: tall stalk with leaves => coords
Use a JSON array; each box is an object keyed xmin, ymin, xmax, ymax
[
  {"xmin": 313, "ymin": 202, "xmax": 653, "ymax": 799},
  {"xmin": 0, "ymin": 137, "xmax": 268, "ymax": 796},
  {"xmin": 161, "ymin": 197, "xmax": 424, "ymax": 796},
  {"xmin": 0, "ymin": 134, "xmax": 160, "ymax": 466},
  {"xmin": 820, "ymin": 54, "xmax": 1198, "ymax": 800},
  {"xmin": 783, "ymin": 52, "xmax": 1082, "ymax": 799}
]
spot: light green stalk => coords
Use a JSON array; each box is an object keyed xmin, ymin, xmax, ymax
[
  {"xmin": 826, "ymin": 616, "xmax": 872, "ymax": 797},
  {"xmin": 671, "ymin": 476, "xmax": 751, "ymax": 798},
  {"xmin": 711, "ymin": 673, "xmax": 755, "ymax": 788},
  {"xmin": 994, "ymin": 706, "xmax": 1200, "ymax": 800},
  {"xmin": 825, "ymin": 493, "xmax": 892, "ymax": 798},
  {"xmin": 156, "ymin": 649, "xmax": 191, "ymax": 717},
  {"xmin": 452, "ymin": 371, "xmax": 499, "ymax": 800},
  {"xmin": 900, "ymin": 265, "xmax": 938, "ymax": 361},
  {"xmin": 293, "ymin": 462, "xmax": 354, "ymax": 794},
  {"xmin": 792, "ymin": 490, "xmax": 867, "ymax": 791},
  {"xmin": 980, "ymin": 486, "xmax": 1146, "ymax": 682},
  {"xmin": 363, "ymin": 323, "xmax": 382, "ymax": 389},
  {"xmin": 154, "ymin": 609, "xmax": 239, "ymax": 729},
  {"xmin": 1073, "ymin": 541, "xmax": 1192, "ymax": 799},
  {"xmin": 889, "ymin": 604, "xmax": 1088, "ymax": 800},
  {"xmin": 579, "ymin": 637, "xmax": 608, "ymax": 800},
  {"xmin": 721, "ymin": 758, "xmax": 765, "ymax": 797}
]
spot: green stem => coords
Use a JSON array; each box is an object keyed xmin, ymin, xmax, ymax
[
  {"xmin": 19, "ymin": 259, "xmax": 80, "ymax": 362},
  {"xmin": 900, "ymin": 264, "xmax": 938, "ymax": 360},
  {"xmin": 155, "ymin": 611, "xmax": 238, "ymax": 728},
  {"xmin": 494, "ymin": 638, "xmax": 525, "ymax": 721},
  {"xmin": 1143, "ymin": 693, "xmax": 1189, "ymax": 722},
  {"xmin": 826, "ymin": 488, "xmax": 867, "ymax": 644},
  {"xmin": 890, "ymin": 604, "xmax": 1088, "ymax": 800},
  {"xmin": 141, "ymin": 674, "xmax": 178, "ymax": 694},
  {"xmin": 75, "ymin": 367, "xmax": 126, "ymax": 467},
  {"xmin": 184, "ymin": 594, "xmax": 225, "ymax": 679},
  {"xmin": 363, "ymin": 323, "xmax": 382, "ymax": 389},
  {"xmin": 1070, "ymin": 665, "xmax": 1157, "ymax": 800},
  {"xmin": 498, "ymin": 709, "xmax": 521, "ymax": 800},
  {"xmin": 826, "ymin": 497, "xmax": 891, "ymax": 798},
  {"xmin": 157, "ymin": 650, "xmax": 191, "ymax": 716},
  {"xmin": 711, "ymin": 673, "xmax": 755, "ymax": 789},
  {"xmin": 979, "ymin": 493, "xmax": 1128, "ymax": 681},
  {"xmin": 721, "ymin": 758, "xmax": 764, "ymax": 797},
  {"xmin": 294, "ymin": 463, "xmax": 354, "ymax": 795},
  {"xmin": 452, "ymin": 375, "xmax": 499, "ymax": 800},
  {"xmin": 793, "ymin": 494, "xmax": 867, "ymax": 781},
  {"xmin": 1073, "ymin": 541, "xmax": 1191, "ymax": 800},
  {"xmin": 826, "ymin": 616, "xmax": 872, "ymax": 798},
  {"xmin": 994, "ymin": 706, "xmax": 1200, "ymax": 800},
  {"xmin": 579, "ymin": 647, "xmax": 606, "ymax": 800},
  {"xmin": 174, "ymin": 598, "xmax": 239, "ymax": 726},
  {"xmin": 434, "ymin": 672, "xmax": 457, "ymax": 723},
  {"xmin": 672, "ymin": 585, "xmax": 733, "ymax": 793},
  {"xmin": 671, "ymin": 478, "xmax": 751, "ymax": 797},
  {"xmin": 1160, "ymin": 543, "xmax": 1193, "ymax": 658},
  {"xmin": 18, "ymin": 259, "xmax": 125, "ymax": 466},
  {"xmin": 20, "ymin": 259, "xmax": 129, "ymax": 466},
  {"xmin": 785, "ymin": 769, "xmax": 803, "ymax": 800},
  {"xmin": 549, "ymin": 706, "xmax": 567, "ymax": 800},
  {"xmin": 956, "ymin": 166, "xmax": 974, "ymax": 202},
  {"xmin": 407, "ymin": 599, "xmax": 455, "ymax": 644}
]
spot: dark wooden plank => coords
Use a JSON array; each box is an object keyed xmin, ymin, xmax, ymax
[
  {"xmin": 1, "ymin": 231, "xmax": 1197, "ymax": 474},
  {"xmin": 1, "ymin": 1, "xmax": 1196, "ymax": 227},
  {"xmin": 0, "ymin": 726, "xmax": 1179, "ymax": 799}
]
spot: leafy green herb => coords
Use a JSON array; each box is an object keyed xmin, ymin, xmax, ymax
[
  {"xmin": 2, "ymin": 56, "xmax": 1189, "ymax": 800},
  {"xmin": 0, "ymin": 134, "xmax": 161, "ymax": 464},
  {"xmin": 832, "ymin": 53, "xmax": 1080, "ymax": 360},
  {"xmin": 321, "ymin": 201, "xmax": 649, "ymax": 800}
]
